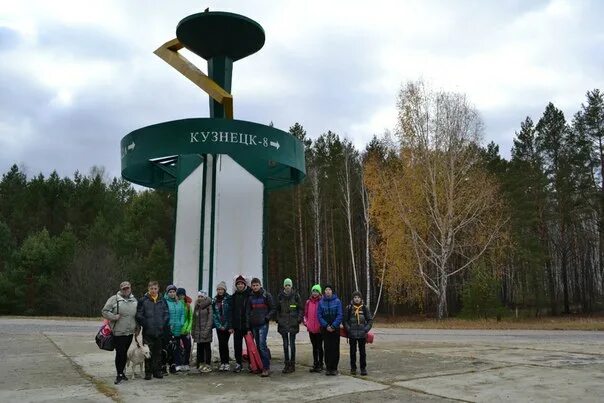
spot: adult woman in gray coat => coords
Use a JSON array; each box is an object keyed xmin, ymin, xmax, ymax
[{"xmin": 102, "ymin": 281, "xmax": 138, "ymax": 384}]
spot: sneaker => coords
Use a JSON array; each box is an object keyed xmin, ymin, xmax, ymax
[
  {"xmin": 175, "ymin": 365, "xmax": 182, "ymax": 372},
  {"xmin": 261, "ymin": 369, "xmax": 270, "ymax": 377},
  {"xmin": 182, "ymin": 365, "xmax": 190, "ymax": 372},
  {"xmin": 169, "ymin": 364, "xmax": 177, "ymax": 374},
  {"xmin": 350, "ymin": 369, "xmax": 357, "ymax": 375},
  {"xmin": 153, "ymin": 372, "xmax": 164, "ymax": 379},
  {"xmin": 114, "ymin": 376, "xmax": 122, "ymax": 385},
  {"xmin": 144, "ymin": 374, "xmax": 152, "ymax": 380},
  {"xmin": 360, "ymin": 369, "xmax": 368, "ymax": 376},
  {"xmin": 233, "ymin": 363, "xmax": 242, "ymax": 373},
  {"xmin": 202, "ymin": 365, "xmax": 212, "ymax": 373},
  {"xmin": 120, "ymin": 374, "xmax": 129, "ymax": 381}
]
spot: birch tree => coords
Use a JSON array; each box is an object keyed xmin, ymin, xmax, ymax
[
  {"xmin": 339, "ymin": 140, "xmax": 359, "ymax": 292},
  {"xmin": 360, "ymin": 162, "xmax": 371, "ymax": 309},
  {"xmin": 310, "ymin": 165, "xmax": 322, "ymax": 284},
  {"xmin": 366, "ymin": 81, "xmax": 506, "ymax": 318}
]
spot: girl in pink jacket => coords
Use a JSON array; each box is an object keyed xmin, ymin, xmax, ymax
[{"xmin": 304, "ymin": 284, "xmax": 323, "ymax": 372}]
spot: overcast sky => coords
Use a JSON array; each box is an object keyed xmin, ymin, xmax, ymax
[{"xmin": 1, "ymin": 0, "xmax": 603, "ymax": 180}]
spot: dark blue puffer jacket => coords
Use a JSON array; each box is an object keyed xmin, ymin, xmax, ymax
[{"xmin": 318, "ymin": 294, "xmax": 343, "ymax": 328}]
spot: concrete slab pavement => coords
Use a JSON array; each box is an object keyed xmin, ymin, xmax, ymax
[{"xmin": 2, "ymin": 318, "xmax": 604, "ymax": 402}]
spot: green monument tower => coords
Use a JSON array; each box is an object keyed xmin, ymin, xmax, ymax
[{"xmin": 120, "ymin": 10, "xmax": 306, "ymax": 295}]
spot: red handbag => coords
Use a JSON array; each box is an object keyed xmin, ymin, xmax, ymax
[{"xmin": 339, "ymin": 326, "xmax": 374, "ymax": 343}]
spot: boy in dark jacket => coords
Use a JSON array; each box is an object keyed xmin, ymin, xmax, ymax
[
  {"xmin": 230, "ymin": 275, "xmax": 250, "ymax": 373},
  {"xmin": 344, "ymin": 290, "xmax": 373, "ymax": 375},
  {"xmin": 135, "ymin": 280, "xmax": 169, "ymax": 380},
  {"xmin": 318, "ymin": 284, "xmax": 343, "ymax": 376},
  {"xmin": 276, "ymin": 278, "xmax": 303, "ymax": 373},
  {"xmin": 246, "ymin": 277, "xmax": 275, "ymax": 377}
]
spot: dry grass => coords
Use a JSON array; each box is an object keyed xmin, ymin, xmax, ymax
[
  {"xmin": 1, "ymin": 315, "xmax": 99, "ymax": 321},
  {"xmin": 373, "ymin": 315, "xmax": 604, "ymax": 331}
]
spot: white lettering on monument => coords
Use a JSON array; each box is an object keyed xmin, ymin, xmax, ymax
[{"xmin": 188, "ymin": 131, "xmax": 279, "ymax": 150}]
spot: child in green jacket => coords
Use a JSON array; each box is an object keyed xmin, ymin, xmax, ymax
[{"xmin": 177, "ymin": 288, "xmax": 193, "ymax": 371}]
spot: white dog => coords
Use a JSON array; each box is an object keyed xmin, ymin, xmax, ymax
[{"xmin": 126, "ymin": 332, "xmax": 151, "ymax": 379}]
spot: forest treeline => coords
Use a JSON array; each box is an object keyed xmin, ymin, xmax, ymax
[{"xmin": 1, "ymin": 82, "xmax": 603, "ymax": 319}]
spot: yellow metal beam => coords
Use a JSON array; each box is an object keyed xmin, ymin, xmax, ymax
[{"xmin": 154, "ymin": 38, "xmax": 234, "ymax": 119}]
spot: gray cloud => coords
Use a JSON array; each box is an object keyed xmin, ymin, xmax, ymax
[{"xmin": 1, "ymin": 0, "xmax": 604, "ymax": 182}]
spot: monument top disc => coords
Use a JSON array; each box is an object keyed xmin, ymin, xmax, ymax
[{"xmin": 176, "ymin": 12, "xmax": 265, "ymax": 61}]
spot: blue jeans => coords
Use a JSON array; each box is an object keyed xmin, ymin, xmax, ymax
[{"xmin": 251, "ymin": 323, "xmax": 270, "ymax": 369}]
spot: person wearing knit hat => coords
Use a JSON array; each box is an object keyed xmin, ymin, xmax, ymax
[
  {"xmin": 344, "ymin": 290, "xmax": 373, "ymax": 376},
  {"xmin": 164, "ymin": 284, "xmax": 185, "ymax": 373},
  {"xmin": 235, "ymin": 275, "xmax": 247, "ymax": 287},
  {"xmin": 212, "ymin": 281, "xmax": 232, "ymax": 371},
  {"xmin": 304, "ymin": 284, "xmax": 324, "ymax": 372},
  {"xmin": 276, "ymin": 278, "xmax": 303, "ymax": 374},
  {"xmin": 192, "ymin": 289, "xmax": 213, "ymax": 373},
  {"xmin": 176, "ymin": 288, "xmax": 193, "ymax": 372},
  {"xmin": 230, "ymin": 275, "xmax": 251, "ymax": 373},
  {"xmin": 318, "ymin": 282, "xmax": 343, "ymax": 376}
]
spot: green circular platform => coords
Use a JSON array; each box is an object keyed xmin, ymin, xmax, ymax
[{"xmin": 176, "ymin": 12, "xmax": 265, "ymax": 61}]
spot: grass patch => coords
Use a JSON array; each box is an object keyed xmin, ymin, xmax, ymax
[
  {"xmin": 0, "ymin": 315, "xmax": 99, "ymax": 321},
  {"xmin": 373, "ymin": 315, "xmax": 604, "ymax": 330}
]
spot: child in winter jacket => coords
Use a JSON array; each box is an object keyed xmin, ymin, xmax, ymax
[
  {"xmin": 230, "ymin": 275, "xmax": 251, "ymax": 373},
  {"xmin": 212, "ymin": 281, "xmax": 232, "ymax": 371},
  {"xmin": 344, "ymin": 290, "xmax": 373, "ymax": 375},
  {"xmin": 246, "ymin": 277, "xmax": 276, "ymax": 377},
  {"xmin": 276, "ymin": 278, "xmax": 303, "ymax": 373},
  {"xmin": 318, "ymin": 284, "xmax": 343, "ymax": 376},
  {"xmin": 177, "ymin": 288, "xmax": 193, "ymax": 371},
  {"xmin": 304, "ymin": 284, "xmax": 324, "ymax": 372},
  {"xmin": 192, "ymin": 290, "xmax": 213, "ymax": 373},
  {"xmin": 164, "ymin": 284, "xmax": 185, "ymax": 373}
]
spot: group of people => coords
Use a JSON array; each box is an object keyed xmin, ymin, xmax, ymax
[{"xmin": 101, "ymin": 276, "xmax": 373, "ymax": 385}]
